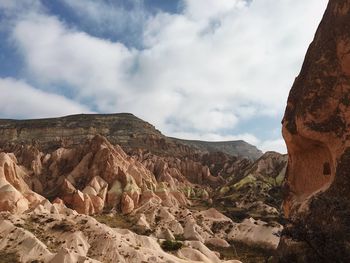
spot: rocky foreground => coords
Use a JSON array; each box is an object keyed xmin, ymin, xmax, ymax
[{"xmin": 0, "ymin": 126, "xmax": 285, "ymax": 263}]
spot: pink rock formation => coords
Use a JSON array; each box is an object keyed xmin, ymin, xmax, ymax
[
  {"xmin": 0, "ymin": 152, "xmax": 43, "ymax": 213},
  {"xmin": 0, "ymin": 135, "xmax": 196, "ymax": 215},
  {"xmin": 121, "ymin": 193, "xmax": 134, "ymax": 214},
  {"xmin": 134, "ymin": 150, "xmax": 225, "ymax": 188}
]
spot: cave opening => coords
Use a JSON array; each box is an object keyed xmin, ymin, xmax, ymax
[
  {"xmin": 286, "ymin": 135, "xmax": 335, "ymax": 199},
  {"xmin": 323, "ymin": 162, "xmax": 331, "ymax": 175}
]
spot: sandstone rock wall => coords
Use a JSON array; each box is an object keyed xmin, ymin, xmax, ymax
[{"xmin": 280, "ymin": 0, "xmax": 350, "ymax": 261}]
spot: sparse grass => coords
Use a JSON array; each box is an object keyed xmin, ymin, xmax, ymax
[
  {"xmin": 21, "ymin": 216, "xmax": 62, "ymax": 253},
  {"xmin": 93, "ymin": 213, "xmax": 133, "ymax": 229},
  {"xmin": 22, "ymin": 216, "xmax": 43, "ymax": 236},
  {"xmin": 189, "ymin": 199, "xmax": 212, "ymax": 211},
  {"xmin": 51, "ymin": 222, "xmax": 74, "ymax": 232},
  {"xmin": 93, "ymin": 213, "xmax": 155, "ymax": 236},
  {"xmin": 0, "ymin": 251, "xmax": 20, "ymax": 263}
]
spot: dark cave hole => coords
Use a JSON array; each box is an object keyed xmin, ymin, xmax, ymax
[{"xmin": 323, "ymin": 162, "xmax": 331, "ymax": 175}]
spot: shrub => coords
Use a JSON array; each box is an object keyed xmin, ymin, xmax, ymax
[
  {"xmin": 161, "ymin": 240, "xmax": 183, "ymax": 251},
  {"xmin": 51, "ymin": 222, "xmax": 73, "ymax": 232}
]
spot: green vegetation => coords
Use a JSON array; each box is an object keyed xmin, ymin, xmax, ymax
[
  {"xmin": 161, "ymin": 240, "xmax": 183, "ymax": 251},
  {"xmin": 233, "ymin": 174, "xmax": 256, "ymax": 190}
]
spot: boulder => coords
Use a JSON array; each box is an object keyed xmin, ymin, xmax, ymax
[{"xmin": 121, "ymin": 193, "xmax": 134, "ymax": 214}]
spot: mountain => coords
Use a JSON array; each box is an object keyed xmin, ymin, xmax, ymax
[
  {"xmin": 170, "ymin": 138, "xmax": 263, "ymax": 160},
  {"xmin": 278, "ymin": 0, "xmax": 350, "ymax": 262},
  {"xmin": 0, "ymin": 113, "xmax": 262, "ymax": 160}
]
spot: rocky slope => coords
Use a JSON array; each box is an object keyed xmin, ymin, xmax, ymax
[
  {"xmin": 1, "ymin": 135, "xmax": 192, "ymax": 215},
  {"xmin": 0, "ymin": 113, "xmax": 262, "ymax": 160},
  {"xmin": 278, "ymin": 0, "xmax": 350, "ymax": 262},
  {"xmin": 0, "ymin": 133, "xmax": 284, "ymax": 262},
  {"xmin": 0, "ymin": 204, "xmax": 243, "ymax": 263},
  {"xmin": 215, "ymin": 152, "xmax": 287, "ymax": 222}
]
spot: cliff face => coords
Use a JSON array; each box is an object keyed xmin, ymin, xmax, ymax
[
  {"xmin": 0, "ymin": 113, "xmax": 169, "ymax": 153},
  {"xmin": 0, "ymin": 113, "xmax": 262, "ymax": 160},
  {"xmin": 280, "ymin": 0, "xmax": 350, "ymax": 261}
]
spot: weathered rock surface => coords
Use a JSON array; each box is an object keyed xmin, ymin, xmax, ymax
[
  {"xmin": 279, "ymin": 0, "xmax": 350, "ymax": 262},
  {"xmin": 133, "ymin": 150, "xmax": 225, "ymax": 188},
  {"xmin": 0, "ymin": 152, "xmax": 44, "ymax": 213},
  {"xmin": 200, "ymin": 151, "xmax": 252, "ymax": 180},
  {"xmin": 0, "ymin": 203, "xmax": 242, "ymax": 263},
  {"xmin": 0, "ymin": 135, "xmax": 193, "ymax": 216},
  {"xmin": 130, "ymin": 203, "xmax": 282, "ymax": 251}
]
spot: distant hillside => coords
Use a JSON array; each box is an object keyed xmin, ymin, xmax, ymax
[
  {"xmin": 171, "ymin": 138, "xmax": 263, "ymax": 160},
  {"xmin": 0, "ymin": 113, "xmax": 262, "ymax": 160}
]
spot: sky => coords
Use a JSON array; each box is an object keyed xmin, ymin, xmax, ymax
[{"xmin": 0, "ymin": 0, "xmax": 329, "ymax": 153}]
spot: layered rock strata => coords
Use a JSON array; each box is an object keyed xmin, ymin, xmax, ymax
[{"xmin": 0, "ymin": 113, "xmax": 262, "ymax": 160}]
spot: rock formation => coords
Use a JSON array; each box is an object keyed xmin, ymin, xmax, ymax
[
  {"xmin": 279, "ymin": 0, "xmax": 350, "ymax": 261},
  {"xmin": 0, "ymin": 111, "xmax": 288, "ymax": 262},
  {"xmin": 0, "ymin": 131, "xmax": 286, "ymax": 262},
  {"xmin": 216, "ymin": 152, "xmax": 287, "ymax": 216},
  {"xmin": 132, "ymin": 150, "xmax": 226, "ymax": 188},
  {"xmin": 0, "ymin": 152, "xmax": 44, "ymax": 213},
  {"xmin": 0, "ymin": 202, "xmax": 243, "ymax": 263}
]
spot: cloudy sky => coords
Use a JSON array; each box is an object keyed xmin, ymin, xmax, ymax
[{"xmin": 0, "ymin": 0, "xmax": 328, "ymax": 153}]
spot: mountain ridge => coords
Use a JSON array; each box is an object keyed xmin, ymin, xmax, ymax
[{"xmin": 0, "ymin": 113, "xmax": 263, "ymax": 160}]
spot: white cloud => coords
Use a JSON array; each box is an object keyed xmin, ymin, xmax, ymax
[
  {"xmin": 259, "ymin": 139, "xmax": 287, "ymax": 154},
  {"xmin": 0, "ymin": 78, "xmax": 91, "ymax": 118},
  {"xmin": 13, "ymin": 14, "xmax": 135, "ymax": 104},
  {"xmin": 4, "ymin": 0, "xmax": 328, "ymax": 151}
]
